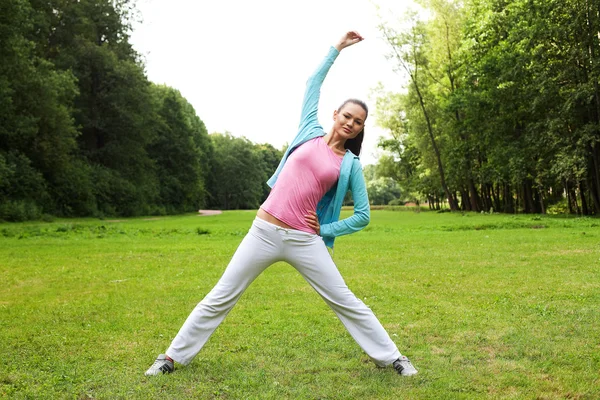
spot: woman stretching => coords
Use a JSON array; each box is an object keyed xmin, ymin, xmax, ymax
[{"xmin": 145, "ymin": 31, "xmax": 417, "ymax": 377}]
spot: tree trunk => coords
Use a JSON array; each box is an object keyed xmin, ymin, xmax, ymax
[
  {"xmin": 588, "ymin": 176, "xmax": 598, "ymax": 215},
  {"xmin": 503, "ymin": 184, "xmax": 514, "ymax": 213},
  {"xmin": 523, "ymin": 181, "xmax": 536, "ymax": 213},
  {"xmin": 569, "ymin": 187, "xmax": 581, "ymax": 215},
  {"xmin": 382, "ymin": 26, "xmax": 457, "ymax": 211},
  {"xmin": 491, "ymin": 183, "xmax": 501, "ymax": 212},
  {"xmin": 585, "ymin": 1, "xmax": 600, "ymax": 213},
  {"xmin": 590, "ymin": 144, "xmax": 600, "ymax": 211},
  {"xmin": 533, "ymin": 189, "xmax": 543, "ymax": 214},
  {"xmin": 460, "ymin": 188, "xmax": 470, "ymax": 211},
  {"xmin": 587, "ymin": 0, "xmax": 600, "ymax": 125},
  {"xmin": 579, "ymin": 181, "xmax": 589, "ymax": 215},
  {"xmin": 482, "ymin": 183, "xmax": 492, "ymax": 212},
  {"xmin": 468, "ymin": 178, "xmax": 480, "ymax": 212},
  {"xmin": 444, "ymin": 19, "xmax": 471, "ymax": 213},
  {"xmin": 412, "ymin": 80, "xmax": 457, "ymax": 211},
  {"xmin": 565, "ymin": 181, "xmax": 574, "ymax": 214}
]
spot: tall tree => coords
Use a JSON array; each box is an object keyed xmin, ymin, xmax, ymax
[
  {"xmin": 35, "ymin": 0, "xmax": 160, "ymax": 216},
  {"xmin": 0, "ymin": 0, "xmax": 80, "ymax": 219},
  {"xmin": 380, "ymin": 14, "xmax": 459, "ymax": 210},
  {"xmin": 376, "ymin": 0, "xmax": 600, "ymax": 215},
  {"xmin": 148, "ymin": 85, "xmax": 211, "ymax": 213}
]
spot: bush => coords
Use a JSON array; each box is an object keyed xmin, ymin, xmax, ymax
[
  {"xmin": 92, "ymin": 166, "xmax": 145, "ymax": 217},
  {"xmin": 50, "ymin": 161, "xmax": 97, "ymax": 217},
  {"xmin": 41, "ymin": 214, "xmax": 55, "ymax": 222},
  {"xmin": 147, "ymin": 205, "xmax": 167, "ymax": 216},
  {"xmin": 388, "ymin": 198, "xmax": 405, "ymax": 206},
  {"xmin": 0, "ymin": 200, "xmax": 41, "ymax": 222},
  {"xmin": 547, "ymin": 199, "xmax": 569, "ymax": 215},
  {"xmin": 0, "ymin": 152, "xmax": 49, "ymax": 217}
]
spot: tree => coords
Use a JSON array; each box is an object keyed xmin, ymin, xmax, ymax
[
  {"xmin": 0, "ymin": 0, "xmax": 80, "ymax": 218},
  {"xmin": 380, "ymin": 13, "xmax": 459, "ymax": 210},
  {"xmin": 376, "ymin": 0, "xmax": 600, "ymax": 215},
  {"xmin": 34, "ymin": 0, "xmax": 160, "ymax": 216},
  {"xmin": 255, "ymin": 143, "xmax": 284, "ymax": 203},
  {"xmin": 208, "ymin": 134, "xmax": 265, "ymax": 210},
  {"xmin": 148, "ymin": 85, "xmax": 212, "ymax": 213}
]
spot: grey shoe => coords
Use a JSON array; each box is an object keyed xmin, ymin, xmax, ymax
[
  {"xmin": 393, "ymin": 356, "xmax": 418, "ymax": 376},
  {"xmin": 145, "ymin": 354, "xmax": 174, "ymax": 376}
]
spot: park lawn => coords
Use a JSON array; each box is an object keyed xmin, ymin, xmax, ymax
[{"xmin": 0, "ymin": 210, "xmax": 599, "ymax": 399}]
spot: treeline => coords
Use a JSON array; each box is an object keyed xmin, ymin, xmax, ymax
[
  {"xmin": 0, "ymin": 0, "xmax": 281, "ymax": 221},
  {"xmin": 375, "ymin": 0, "xmax": 600, "ymax": 214}
]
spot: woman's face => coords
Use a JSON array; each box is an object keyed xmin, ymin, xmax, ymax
[{"xmin": 333, "ymin": 103, "xmax": 367, "ymax": 140}]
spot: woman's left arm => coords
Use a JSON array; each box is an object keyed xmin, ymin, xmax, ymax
[
  {"xmin": 298, "ymin": 31, "xmax": 365, "ymax": 134},
  {"xmin": 319, "ymin": 162, "xmax": 370, "ymax": 237}
]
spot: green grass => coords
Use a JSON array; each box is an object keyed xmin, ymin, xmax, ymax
[{"xmin": 1, "ymin": 210, "xmax": 599, "ymax": 399}]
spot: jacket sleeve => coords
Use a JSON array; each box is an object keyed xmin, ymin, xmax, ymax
[
  {"xmin": 319, "ymin": 160, "xmax": 370, "ymax": 238},
  {"xmin": 297, "ymin": 46, "xmax": 340, "ymax": 134},
  {"xmin": 267, "ymin": 47, "xmax": 340, "ymax": 189}
]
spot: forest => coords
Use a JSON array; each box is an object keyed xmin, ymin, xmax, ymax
[
  {"xmin": 0, "ymin": 0, "xmax": 283, "ymax": 221},
  {"xmin": 374, "ymin": 0, "xmax": 600, "ymax": 215},
  {"xmin": 1, "ymin": 0, "xmax": 599, "ymax": 220}
]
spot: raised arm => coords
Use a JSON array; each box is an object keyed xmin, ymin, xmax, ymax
[
  {"xmin": 268, "ymin": 32, "xmax": 365, "ymax": 189},
  {"xmin": 298, "ymin": 31, "xmax": 364, "ymax": 131}
]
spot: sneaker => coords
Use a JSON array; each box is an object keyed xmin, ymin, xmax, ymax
[
  {"xmin": 393, "ymin": 356, "xmax": 418, "ymax": 376},
  {"xmin": 145, "ymin": 354, "xmax": 174, "ymax": 376}
]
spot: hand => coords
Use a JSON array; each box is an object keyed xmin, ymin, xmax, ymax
[
  {"xmin": 305, "ymin": 211, "xmax": 320, "ymax": 235},
  {"xmin": 335, "ymin": 31, "xmax": 364, "ymax": 52}
]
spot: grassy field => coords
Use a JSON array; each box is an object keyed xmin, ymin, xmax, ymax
[{"xmin": 1, "ymin": 210, "xmax": 599, "ymax": 399}]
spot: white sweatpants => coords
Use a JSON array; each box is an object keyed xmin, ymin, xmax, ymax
[{"xmin": 166, "ymin": 217, "xmax": 401, "ymax": 366}]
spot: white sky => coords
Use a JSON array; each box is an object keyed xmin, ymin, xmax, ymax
[{"xmin": 129, "ymin": 0, "xmax": 414, "ymax": 165}]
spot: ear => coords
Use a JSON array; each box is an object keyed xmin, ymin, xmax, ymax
[{"xmin": 333, "ymin": 109, "xmax": 338, "ymax": 121}]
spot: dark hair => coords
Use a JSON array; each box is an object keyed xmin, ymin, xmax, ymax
[{"xmin": 338, "ymin": 99, "xmax": 368, "ymax": 156}]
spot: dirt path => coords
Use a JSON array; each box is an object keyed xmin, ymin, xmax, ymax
[
  {"xmin": 197, "ymin": 210, "xmax": 223, "ymax": 216},
  {"xmin": 105, "ymin": 210, "xmax": 223, "ymax": 222}
]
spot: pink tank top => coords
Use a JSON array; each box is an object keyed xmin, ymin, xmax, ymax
[{"xmin": 261, "ymin": 137, "xmax": 343, "ymax": 233}]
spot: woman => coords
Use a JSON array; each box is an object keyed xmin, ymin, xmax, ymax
[{"xmin": 145, "ymin": 31, "xmax": 417, "ymax": 377}]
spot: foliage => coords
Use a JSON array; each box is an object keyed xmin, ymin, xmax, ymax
[
  {"xmin": 0, "ymin": 0, "xmax": 78, "ymax": 215},
  {"xmin": 376, "ymin": 0, "xmax": 600, "ymax": 215},
  {"xmin": 148, "ymin": 85, "xmax": 211, "ymax": 214},
  {"xmin": 0, "ymin": 0, "xmax": 289, "ymax": 219},
  {"xmin": 256, "ymin": 143, "xmax": 285, "ymax": 203},
  {"xmin": 366, "ymin": 176, "xmax": 402, "ymax": 205},
  {"xmin": 1, "ymin": 0, "xmax": 289, "ymax": 219},
  {"xmin": 208, "ymin": 134, "xmax": 282, "ymax": 210}
]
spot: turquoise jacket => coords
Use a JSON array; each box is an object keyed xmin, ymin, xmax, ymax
[{"xmin": 266, "ymin": 46, "xmax": 370, "ymax": 249}]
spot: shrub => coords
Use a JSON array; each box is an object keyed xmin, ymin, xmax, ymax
[
  {"xmin": 546, "ymin": 199, "xmax": 569, "ymax": 215},
  {"xmin": 0, "ymin": 200, "xmax": 41, "ymax": 222},
  {"xmin": 388, "ymin": 198, "xmax": 405, "ymax": 206},
  {"xmin": 50, "ymin": 161, "xmax": 97, "ymax": 217}
]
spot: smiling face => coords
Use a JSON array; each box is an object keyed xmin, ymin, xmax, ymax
[{"xmin": 332, "ymin": 102, "xmax": 367, "ymax": 140}]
